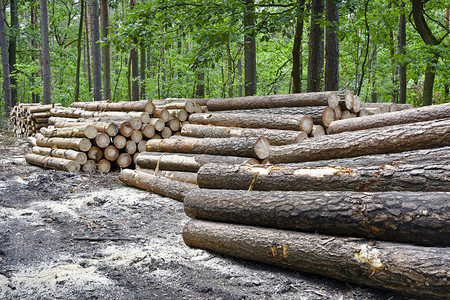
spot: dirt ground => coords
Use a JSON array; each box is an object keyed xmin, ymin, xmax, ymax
[{"xmin": 0, "ymin": 121, "xmax": 408, "ymax": 300}]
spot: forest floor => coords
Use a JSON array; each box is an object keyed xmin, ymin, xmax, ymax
[{"xmin": 0, "ymin": 118, "xmax": 408, "ymax": 300}]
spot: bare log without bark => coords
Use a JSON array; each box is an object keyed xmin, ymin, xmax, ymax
[
  {"xmin": 206, "ymin": 92, "xmax": 339, "ymax": 111},
  {"xmin": 70, "ymin": 100, "xmax": 155, "ymax": 113},
  {"xmin": 328, "ymin": 103, "xmax": 450, "ymax": 134},
  {"xmin": 119, "ymin": 169, "xmax": 198, "ymax": 201},
  {"xmin": 35, "ymin": 133, "xmax": 92, "ymax": 152},
  {"xmin": 25, "ymin": 153, "xmax": 80, "ymax": 172},
  {"xmin": 183, "ymin": 219, "xmax": 450, "ymax": 299},
  {"xmin": 184, "ymin": 189, "xmax": 450, "ymax": 246},
  {"xmin": 189, "ymin": 113, "xmax": 314, "ymax": 134},
  {"xmin": 136, "ymin": 152, "xmax": 259, "ymax": 172},
  {"xmin": 40, "ymin": 125, "xmax": 98, "ymax": 139},
  {"xmin": 32, "ymin": 146, "xmax": 87, "ymax": 165},
  {"xmin": 197, "ymin": 161, "xmax": 450, "ymax": 192},
  {"xmin": 136, "ymin": 168, "xmax": 197, "ymax": 184},
  {"xmin": 268, "ymin": 119, "xmax": 450, "ymax": 164},
  {"xmin": 146, "ymin": 137, "xmax": 271, "ymax": 159},
  {"xmin": 181, "ymin": 124, "xmax": 307, "ymax": 146}
]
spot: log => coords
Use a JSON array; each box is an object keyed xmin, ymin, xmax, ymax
[
  {"xmin": 130, "ymin": 130, "xmax": 143, "ymax": 143},
  {"xmin": 328, "ymin": 103, "xmax": 450, "ymax": 134},
  {"xmin": 88, "ymin": 146, "xmax": 103, "ymax": 162},
  {"xmin": 361, "ymin": 103, "xmax": 392, "ymax": 114},
  {"xmin": 119, "ymin": 169, "xmax": 198, "ymax": 201},
  {"xmin": 268, "ymin": 119, "xmax": 450, "ymax": 164},
  {"xmin": 167, "ymin": 117, "xmax": 181, "ymax": 132},
  {"xmin": 40, "ymin": 125, "xmax": 98, "ymax": 139},
  {"xmin": 137, "ymin": 140, "xmax": 147, "ymax": 153},
  {"xmin": 153, "ymin": 108, "xmax": 170, "ymax": 122},
  {"xmin": 310, "ymin": 125, "xmax": 326, "ymax": 137},
  {"xmin": 50, "ymin": 108, "xmax": 150, "ymax": 123},
  {"xmin": 141, "ymin": 124, "xmax": 155, "ymax": 138},
  {"xmin": 81, "ymin": 160, "xmax": 96, "ymax": 172},
  {"xmin": 184, "ymin": 189, "xmax": 450, "ymax": 246},
  {"xmin": 135, "ymin": 152, "xmax": 260, "ymax": 172},
  {"xmin": 48, "ymin": 118, "xmax": 119, "ymax": 136},
  {"xmin": 153, "ymin": 99, "xmax": 197, "ymax": 113},
  {"xmin": 136, "ymin": 168, "xmax": 197, "ymax": 184},
  {"xmin": 125, "ymin": 140, "xmax": 137, "ymax": 155},
  {"xmin": 183, "ymin": 219, "xmax": 450, "ymax": 299},
  {"xmin": 117, "ymin": 153, "xmax": 132, "ymax": 168},
  {"xmin": 146, "ymin": 137, "xmax": 271, "ymax": 159},
  {"xmin": 26, "ymin": 103, "xmax": 61, "ymax": 114},
  {"xmin": 93, "ymin": 133, "xmax": 111, "ymax": 148},
  {"xmin": 32, "ymin": 146, "xmax": 87, "ymax": 165},
  {"xmin": 97, "ymin": 159, "xmax": 111, "ymax": 173},
  {"xmin": 160, "ymin": 127, "xmax": 172, "ymax": 139},
  {"xmin": 149, "ymin": 118, "xmax": 165, "ymax": 131},
  {"xmin": 119, "ymin": 121, "xmax": 133, "ymax": 137},
  {"xmin": 189, "ymin": 113, "xmax": 314, "ymax": 134},
  {"xmin": 181, "ymin": 124, "xmax": 307, "ymax": 146},
  {"xmin": 113, "ymin": 135, "xmax": 127, "ymax": 149},
  {"xmin": 104, "ymin": 145, "xmax": 119, "ymax": 161},
  {"xmin": 392, "ymin": 103, "xmax": 414, "ymax": 111},
  {"xmin": 351, "ymin": 95, "xmax": 361, "ymax": 113},
  {"xmin": 168, "ymin": 109, "xmax": 188, "ymax": 122},
  {"xmin": 25, "ymin": 153, "xmax": 80, "ymax": 172},
  {"xmin": 206, "ymin": 92, "xmax": 340, "ymax": 111},
  {"xmin": 70, "ymin": 100, "xmax": 155, "ymax": 113},
  {"xmin": 197, "ymin": 160, "xmax": 450, "ymax": 192},
  {"xmin": 35, "ymin": 133, "xmax": 92, "ymax": 152},
  {"xmin": 338, "ymin": 90, "xmax": 354, "ymax": 111}
]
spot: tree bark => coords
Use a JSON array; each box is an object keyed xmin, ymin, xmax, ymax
[
  {"xmin": 197, "ymin": 160, "xmax": 450, "ymax": 192},
  {"xmin": 0, "ymin": 0, "xmax": 11, "ymax": 115},
  {"xmin": 140, "ymin": 48, "xmax": 146, "ymax": 98},
  {"xmin": 146, "ymin": 137, "xmax": 270, "ymax": 159},
  {"xmin": 291, "ymin": 0, "xmax": 306, "ymax": 93},
  {"xmin": 398, "ymin": 2, "xmax": 407, "ymax": 104},
  {"xmin": 268, "ymin": 118, "xmax": 450, "ymax": 163},
  {"xmin": 244, "ymin": 0, "xmax": 257, "ymax": 96},
  {"xmin": 328, "ymin": 103, "xmax": 450, "ymax": 134},
  {"xmin": 35, "ymin": 133, "xmax": 92, "ymax": 152},
  {"xmin": 135, "ymin": 152, "xmax": 259, "ymax": 172},
  {"xmin": 39, "ymin": 0, "xmax": 51, "ymax": 104},
  {"xmin": 119, "ymin": 169, "xmax": 198, "ymax": 201},
  {"xmin": 26, "ymin": 153, "xmax": 81, "ymax": 172},
  {"xmin": 90, "ymin": 0, "xmax": 102, "ymax": 101},
  {"xmin": 181, "ymin": 124, "xmax": 307, "ymax": 146},
  {"xmin": 324, "ymin": 0, "xmax": 339, "ymax": 91},
  {"xmin": 48, "ymin": 118, "xmax": 119, "ymax": 136},
  {"xmin": 74, "ymin": 0, "xmax": 85, "ymax": 102},
  {"xmin": 32, "ymin": 146, "xmax": 87, "ymax": 165},
  {"xmin": 84, "ymin": 0, "xmax": 92, "ymax": 93},
  {"xmin": 183, "ymin": 219, "xmax": 450, "ymax": 298},
  {"xmin": 207, "ymin": 92, "xmax": 339, "ymax": 111},
  {"xmin": 189, "ymin": 113, "xmax": 313, "ymax": 134},
  {"xmin": 100, "ymin": 0, "xmax": 111, "ymax": 100},
  {"xmin": 9, "ymin": 0, "xmax": 18, "ymax": 107},
  {"xmin": 71, "ymin": 100, "xmax": 155, "ymax": 113},
  {"xmin": 131, "ymin": 47, "xmax": 139, "ymax": 101},
  {"xmin": 307, "ymin": 0, "xmax": 324, "ymax": 92}
]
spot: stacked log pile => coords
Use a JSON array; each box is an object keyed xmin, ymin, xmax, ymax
[
  {"xmin": 180, "ymin": 103, "xmax": 450, "ymax": 299},
  {"xmin": 10, "ymin": 103, "xmax": 62, "ymax": 137}
]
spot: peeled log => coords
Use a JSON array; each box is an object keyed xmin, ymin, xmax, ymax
[
  {"xmin": 189, "ymin": 113, "xmax": 313, "ymax": 134},
  {"xmin": 119, "ymin": 169, "xmax": 198, "ymax": 201},
  {"xmin": 197, "ymin": 161, "xmax": 450, "ymax": 192},
  {"xmin": 181, "ymin": 124, "xmax": 307, "ymax": 146},
  {"xmin": 328, "ymin": 103, "xmax": 450, "ymax": 134},
  {"xmin": 88, "ymin": 147, "xmax": 103, "ymax": 162},
  {"xmin": 146, "ymin": 137, "xmax": 271, "ymax": 160},
  {"xmin": 206, "ymin": 92, "xmax": 339, "ymax": 111},
  {"xmin": 184, "ymin": 189, "xmax": 450, "ymax": 246},
  {"xmin": 268, "ymin": 119, "xmax": 450, "ymax": 164},
  {"xmin": 32, "ymin": 146, "xmax": 87, "ymax": 165},
  {"xmin": 136, "ymin": 152, "xmax": 260, "ymax": 172},
  {"xmin": 25, "ymin": 153, "xmax": 80, "ymax": 172},
  {"xmin": 136, "ymin": 168, "xmax": 197, "ymax": 185},
  {"xmin": 183, "ymin": 219, "xmax": 450, "ymax": 299},
  {"xmin": 35, "ymin": 133, "xmax": 92, "ymax": 152},
  {"xmin": 70, "ymin": 100, "xmax": 155, "ymax": 113},
  {"xmin": 40, "ymin": 125, "xmax": 98, "ymax": 139}
]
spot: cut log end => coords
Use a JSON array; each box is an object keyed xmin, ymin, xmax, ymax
[
  {"xmin": 117, "ymin": 153, "xmax": 132, "ymax": 168},
  {"xmin": 254, "ymin": 137, "xmax": 271, "ymax": 160},
  {"xmin": 300, "ymin": 116, "xmax": 314, "ymax": 134},
  {"xmin": 82, "ymin": 160, "xmax": 96, "ymax": 172},
  {"xmin": 79, "ymin": 138, "xmax": 92, "ymax": 152},
  {"xmin": 97, "ymin": 159, "xmax": 111, "ymax": 173}
]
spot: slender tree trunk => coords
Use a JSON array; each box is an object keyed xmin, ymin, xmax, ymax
[
  {"xmin": 127, "ymin": 52, "xmax": 132, "ymax": 101},
  {"xmin": 291, "ymin": 0, "xmax": 306, "ymax": 94},
  {"xmin": 9, "ymin": 0, "xmax": 18, "ymax": 107},
  {"xmin": 140, "ymin": 48, "xmax": 146, "ymax": 98},
  {"xmin": 370, "ymin": 46, "xmax": 378, "ymax": 103},
  {"xmin": 226, "ymin": 43, "xmax": 234, "ymax": 97},
  {"xmin": 39, "ymin": 0, "xmax": 51, "ymax": 104},
  {"xmin": 445, "ymin": 7, "xmax": 449, "ymax": 100},
  {"xmin": 0, "ymin": 0, "xmax": 11, "ymax": 115},
  {"xmin": 84, "ymin": 0, "xmax": 92, "ymax": 93},
  {"xmin": 131, "ymin": 48, "xmax": 139, "ymax": 101},
  {"xmin": 238, "ymin": 57, "xmax": 243, "ymax": 97},
  {"xmin": 31, "ymin": 1, "xmax": 40, "ymax": 103},
  {"xmin": 356, "ymin": 0, "xmax": 370, "ymax": 96},
  {"xmin": 390, "ymin": 27, "xmax": 398, "ymax": 103},
  {"xmin": 161, "ymin": 44, "xmax": 166, "ymax": 99},
  {"xmin": 423, "ymin": 56, "xmax": 438, "ymax": 106},
  {"xmin": 74, "ymin": 0, "xmax": 85, "ymax": 102},
  {"xmin": 90, "ymin": 0, "xmax": 102, "ymax": 101},
  {"xmin": 324, "ymin": 0, "xmax": 339, "ymax": 91},
  {"xmin": 307, "ymin": 0, "xmax": 324, "ymax": 92},
  {"xmin": 100, "ymin": 0, "xmax": 110, "ymax": 100},
  {"xmin": 398, "ymin": 2, "xmax": 407, "ymax": 104},
  {"xmin": 244, "ymin": 0, "xmax": 257, "ymax": 96},
  {"xmin": 196, "ymin": 67, "xmax": 205, "ymax": 98}
]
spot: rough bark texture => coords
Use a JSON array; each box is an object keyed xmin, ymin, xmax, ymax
[
  {"xmin": 146, "ymin": 137, "xmax": 271, "ymax": 159},
  {"xmin": 244, "ymin": 0, "xmax": 257, "ymax": 96},
  {"xmin": 268, "ymin": 119, "xmax": 450, "ymax": 163},
  {"xmin": 25, "ymin": 153, "xmax": 80, "ymax": 172},
  {"xmin": 100, "ymin": 0, "xmax": 111, "ymax": 100},
  {"xmin": 32, "ymin": 146, "xmax": 87, "ymax": 165},
  {"xmin": 183, "ymin": 219, "xmax": 450, "ymax": 298},
  {"xmin": 328, "ymin": 103, "xmax": 450, "ymax": 134},
  {"xmin": 136, "ymin": 152, "xmax": 259, "ymax": 172},
  {"xmin": 181, "ymin": 124, "xmax": 307, "ymax": 146},
  {"xmin": 74, "ymin": 0, "xmax": 84, "ymax": 102},
  {"xmin": 90, "ymin": 0, "xmax": 102, "ymax": 101},
  {"xmin": 324, "ymin": 0, "xmax": 339, "ymax": 91},
  {"xmin": 35, "ymin": 133, "xmax": 92, "ymax": 152},
  {"xmin": 197, "ymin": 159, "xmax": 450, "ymax": 192},
  {"xmin": 291, "ymin": 0, "xmax": 306, "ymax": 93},
  {"xmin": 207, "ymin": 92, "xmax": 339, "ymax": 111},
  {"xmin": 307, "ymin": 0, "xmax": 324, "ymax": 92},
  {"xmin": 119, "ymin": 169, "xmax": 198, "ymax": 201},
  {"xmin": 39, "ymin": 0, "xmax": 51, "ymax": 104},
  {"xmin": 184, "ymin": 189, "xmax": 450, "ymax": 246},
  {"xmin": 189, "ymin": 113, "xmax": 313, "ymax": 134},
  {"xmin": 50, "ymin": 108, "xmax": 150, "ymax": 122},
  {"xmin": 0, "ymin": 0, "xmax": 11, "ymax": 115},
  {"xmin": 136, "ymin": 168, "xmax": 197, "ymax": 185},
  {"xmin": 9, "ymin": 0, "xmax": 18, "ymax": 107},
  {"xmin": 70, "ymin": 100, "xmax": 155, "ymax": 113},
  {"xmin": 398, "ymin": 2, "xmax": 407, "ymax": 104}
]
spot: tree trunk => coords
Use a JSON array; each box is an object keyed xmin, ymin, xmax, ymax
[
  {"xmin": 195, "ymin": 69, "xmax": 205, "ymax": 98},
  {"xmin": 140, "ymin": 48, "xmax": 146, "ymax": 98},
  {"xmin": 268, "ymin": 118, "xmax": 450, "ymax": 164},
  {"xmin": 31, "ymin": 0, "xmax": 40, "ymax": 103},
  {"xmin": 328, "ymin": 103, "xmax": 450, "ymax": 134},
  {"xmin": 90, "ymin": 0, "xmax": 102, "ymax": 101},
  {"xmin": 398, "ymin": 2, "xmax": 407, "ymax": 104},
  {"xmin": 100, "ymin": 0, "xmax": 111, "ymax": 100},
  {"xmin": 146, "ymin": 137, "xmax": 271, "ymax": 160},
  {"xmin": 135, "ymin": 152, "xmax": 259, "ymax": 172},
  {"xmin": 32, "ymin": 146, "xmax": 87, "ymax": 165},
  {"xmin": 244, "ymin": 0, "xmax": 256, "ymax": 96},
  {"xmin": 9, "ymin": 0, "xmax": 18, "ymax": 107},
  {"xmin": 307, "ymin": 0, "xmax": 324, "ymax": 92},
  {"xmin": 25, "ymin": 153, "xmax": 80, "ymax": 172},
  {"xmin": 189, "ymin": 113, "xmax": 314, "ymax": 134},
  {"xmin": 324, "ymin": 0, "xmax": 339, "ymax": 91},
  {"xmin": 84, "ymin": 0, "xmax": 92, "ymax": 93},
  {"xmin": 119, "ymin": 169, "xmax": 198, "ymax": 201},
  {"xmin": 423, "ymin": 57, "xmax": 437, "ymax": 106},
  {"xmin": 35, "ymin": 133, "xmax": 92, "ymax": 152},
  {"xmin": 183, "ymin": 219, "xmax": 450, "ymax": 298},
  {"xmin": 291, "ymin": 0, "xmax": 306, "ymax": 93},
  {"xmin": 0, "ymin": 0, "xmax": 12, "ymax": 115},
  {"xmin": 181, "ymin": 124, "xmax": 307, "ymax": 146},
  {"xmin": 237, "ymin": 57, "xmax": 243, "ymax": 97},
  {"xmin": 74, "ymin": 0, "xmax": 84, "ymax": 102},
  {"xmin": 207, "ymin": 91, "xmax": 339, "ymax": 111},
  {"xmin": 39, "ymin": 0, "xmax": 51, "ymax": 104},
  {"xmin": 197, "ymin": 159, "xmax": 450, "ymax": 192}
]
